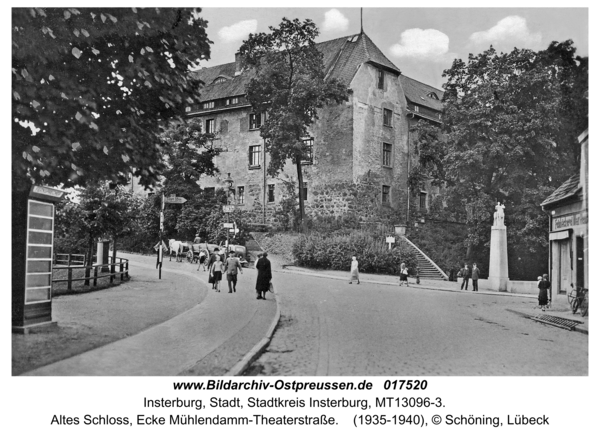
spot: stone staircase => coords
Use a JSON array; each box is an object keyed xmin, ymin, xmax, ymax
[{"xmin": 401, "ymin": 236, "xmax": 448, "ymax": 280}]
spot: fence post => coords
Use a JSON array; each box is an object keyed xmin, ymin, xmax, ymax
[
  {"xmin": 93, "ymin": 266, "xmax": 98, "ymax": 287},
  {"xmin": 125, "ymin": 260, "xmax": 129, "ymax": 279},
  {"xmin": 110, "ymin": 260, "xmax": 114, "ymax": 284},
  {"xmin": 84, "ymin": 265, "xmax": 90, "ymax": 286},
  {"xmin": 120, "ymin": 259, "xmax": 124, "ymax": 281},
  {"xmin": 67, "ymin": 267, "xmax": 72, "ymax": 292},
  {"xmin": 67, "ymin": 253, "xmax": 72, "ymax": 267}
]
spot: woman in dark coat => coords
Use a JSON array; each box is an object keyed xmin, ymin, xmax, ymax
[
  {"xmin": 255, "ymin": 252, "xmax": 272, "ymax": 300},
  {"xmin": 538, "ymin": 274, "xmax": 551, "ymax": 311}
]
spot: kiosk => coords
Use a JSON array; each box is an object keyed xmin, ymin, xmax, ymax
[{"xmin": 12, "ymin": 185, "xmax": 66, "ymax": 333}]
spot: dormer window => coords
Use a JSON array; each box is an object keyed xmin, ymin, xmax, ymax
[
  {"xmin": 214, "ymin": 77, "xmax": 227, "ymax": 84},
  {"xmin": 202, "ymin": 101, "xmax": 214, "ymax": 110},
  {"xmin": 377, "ymin": 69, "xmax": 384, "ymax": 90},
  {"xmin": 348, "ymin": 35, "xmax": 359, "ymax": 43},
  {"xmin": 428, "ymin": 92, "xmax": 439, "ymax": 100}
]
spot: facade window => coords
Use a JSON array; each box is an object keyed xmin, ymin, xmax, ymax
[
  {"xmin": 382, "ymin": 185, "xmax": 390, "ymax": 204},
  {"xmin": 302, "ymin": 182, "xmax": 308, "ymax": 201},
  {"xmin": 383, "ymin": 108, "xmax": 393, "ymax": 127},
  {"xmin": 302, "ymin": 138, "xmax": 314, "ymax": 164},
  {"xmin": 202, "ymin": 101, "xmax": 214, "ymax": 110},
  {"xmin": 268, "ymin": 184, "xmax": 275, "ymax": 203},
  {"xmin": 414, "ymin": 105, "xmax": 420, "ymax": 113},
  {"xmin": 249, "ymin": 145, "xmax": 262, "ymax": 168},
  {"xmin": 249, "ymin": 112, "xmax": 263, "ymax": 130},
  {"xmin": 419, "ymin": 192, "xmax": 427, "ymax": 210},
  {"xmin": 237, "ymin": 186, "xmax": 245, "ymax": 205},
  {"xmin": 205, "ymin": 119, "xmax": 215, "ymax": 134},
  {"xmin": 377, "ymin": 69, "xmax": 384, "ymax": 90},
  {"xmin": 226, "ymin": 97, "xmax": 239, "ymax": 105},
  {"xmin": 382, "ymin": 142, "xmax": 392, "ymax": 167},
  {"xmin": 185, "ymin": 106, "xmax": 191, "ymax": 113}
]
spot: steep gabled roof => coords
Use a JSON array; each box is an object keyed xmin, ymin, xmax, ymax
[
  {"xmin": 540, "ymin": 173, "xmax": 582, "ymax": 208},
  {"xmin": 400, "ymin": 75, "xmax": 444, "ymax": 112},
  {"xmin": 189, "ymin": 32, "xmax": 402, "ymax": 103}
]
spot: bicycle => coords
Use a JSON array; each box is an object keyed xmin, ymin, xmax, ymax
[{"xmin": 567, "ymin": 286, "xmax": 588, "ymax": 317}]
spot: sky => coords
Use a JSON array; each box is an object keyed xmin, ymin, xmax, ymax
[{"xmin": 195, "ymin": 7, "xmax": 589, "ymax": 90}]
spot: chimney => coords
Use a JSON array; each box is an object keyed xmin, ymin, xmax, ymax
[{"xmin": 235, "ymin": 52, "xmax": 243, "ymax": 76}]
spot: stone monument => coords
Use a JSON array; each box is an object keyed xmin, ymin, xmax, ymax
[{"xmin": 488, "ymin": 202, "xmax": 509, "ymax": 291}]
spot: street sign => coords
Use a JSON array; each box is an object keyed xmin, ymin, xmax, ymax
[
  {"xmin": 164, "ymin": 196, "xmax": 187, "ymax": 204},
  {"xmin": 385, "ymin": 236, "xmax": 395, "ymax": 243},
  {"xmin": 223, "ymin": 205, "xmax": 235, "ymax": 213},
  {"xmin": 223, "ymin": 223, "xmax": 234, "ymax": 229},
  {"xmin": 229, "ymin": 228, "xmax": 239, "ymax": 233}
]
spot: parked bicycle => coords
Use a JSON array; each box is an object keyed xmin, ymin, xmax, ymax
[{"xmin": 567, "ymin": 286, "xmax": 588, "ymax": 317}]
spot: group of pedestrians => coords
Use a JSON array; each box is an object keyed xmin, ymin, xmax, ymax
[
  {"xmin": 348, "ymin": 256, "xmax": 416, "ymax": 287},
  {"xmin": 458, "ymin": 263, "xmax": 480, "ymax": 292},
  {"xmin": 200, "ymin": 246, "xmax": 272, "ymax": 300}
]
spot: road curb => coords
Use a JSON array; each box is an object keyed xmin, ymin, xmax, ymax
[{"xmin": 275, "ymin": 267, "xmax": 536, "ymax": 300}]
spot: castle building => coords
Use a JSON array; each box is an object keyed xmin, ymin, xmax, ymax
[{"xmin": 188, "ymin": 32, "xmax": 442, "ymax": 227}]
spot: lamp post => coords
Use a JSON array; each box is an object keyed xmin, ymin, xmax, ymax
[{"xmin": 224, "ymin": 173, "xmax": 234, "ymax": 251}]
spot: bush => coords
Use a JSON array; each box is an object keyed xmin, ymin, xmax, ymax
[
  {"xmin": 254, "ymin": 232, "xmax": 299, "ymax": 262},
  {"xmin": 292, "ymin": 231, "xmax": 418, "ymax": 275}
]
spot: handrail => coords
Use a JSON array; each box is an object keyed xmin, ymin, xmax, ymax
[
  {"xmin": 401, "ymin": 236, "xmax": 449, "ymax": 280},
  {"xmin": 52, "ymin": 256, "xmax": 129, "ymax": 291}
]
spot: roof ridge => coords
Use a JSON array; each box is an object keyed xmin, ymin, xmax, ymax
[{"xmin": 401, "ymin": 74, "xmax": 444, "ymax": 94}]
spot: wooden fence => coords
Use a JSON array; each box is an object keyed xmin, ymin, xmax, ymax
[{"xmin": 52, "ymin": 255, "xmax": 129, "ymax": 293}]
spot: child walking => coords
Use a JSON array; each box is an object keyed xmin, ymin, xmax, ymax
[
  {"xmin": 210, "ymin": 256, "xmax": 225, "ymax": 292},
  {"xmin": 399, "ymin": 262, "xmax": 409, "ymax": 286}
]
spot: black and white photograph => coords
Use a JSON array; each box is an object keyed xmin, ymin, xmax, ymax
[{"xmin": 6, "ymin": 2, "xmax": 594, "ymax": 433}]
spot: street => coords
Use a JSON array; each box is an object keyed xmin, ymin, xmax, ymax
[{"xmin": 247, "ymin": 269, "xmax": 588, "ymax": 376}]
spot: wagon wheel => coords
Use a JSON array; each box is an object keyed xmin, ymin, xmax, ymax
[
  {"xmin": 186, "ymin": 250, "xmax": 193, "ymax": 263},
  {"xmin": 567, "ymin": 287, "xmax": 578, "ymax": 306}
]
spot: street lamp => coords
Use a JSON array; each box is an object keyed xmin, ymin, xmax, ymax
[{"xmin": 223, "ymin": 173, "xmax": 234, "ymax": 250}]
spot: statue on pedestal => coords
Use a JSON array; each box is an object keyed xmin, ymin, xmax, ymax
[{"xmin": 493, "ymin": 202, "xmax": 505, "ymax": 226}]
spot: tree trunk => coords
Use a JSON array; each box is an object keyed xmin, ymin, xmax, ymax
[
  {"xmin": 84, "ymin": 235, "xmax": 94, "ymax": 286},
  {"xmin": 295, "ymin": 156, "xmax": 306, "ymax": 232},
  {"xmin": 111, "ymin": 237, "xmax": 117, "ymax": 276}
]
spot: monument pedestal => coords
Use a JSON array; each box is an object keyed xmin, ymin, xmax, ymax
[{"xmin": 488, "ymin": 225, "xmax": 509, "ymax": 292}]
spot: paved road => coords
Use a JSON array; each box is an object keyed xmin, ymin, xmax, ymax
[{"xmin": 247, "ymin": 270, "xmax": 588, "ymax": 376}]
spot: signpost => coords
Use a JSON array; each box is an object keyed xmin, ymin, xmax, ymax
[
  {"xmin": 157, "ymin": 195, "xmax": 188, "ymax": 279},
  {"xmin": 386, "ymin": 236, "xmax": 395, "ymax": 250},
  {"xmin": 223, "ymin": 205, "xmax": 235, "ymax": 213}
]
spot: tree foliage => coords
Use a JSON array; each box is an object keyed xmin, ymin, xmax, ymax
[
  {"xmin": 409, "ymin": 40, "xmax": 588, "ymax": 279},
  {"xmin": 239, "ymin": 18, "xmax": 348, "ymax": 228},
  {"xmin": 12, "ymin": 8, "xmax": 211, "ymax": 190},
  {"xmin": 159, "ymin": 118, "xmax": 220, "ymax": 196}
]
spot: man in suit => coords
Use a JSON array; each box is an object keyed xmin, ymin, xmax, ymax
[
  {"xmin": 460, "ymin": 263, "xmax": 471, "ymax": 291},
  {"xmin": 471, "ymin": 263, "xmax": 480, "ymax": 292},
  {"xmin": 224, "ymin": 251, "xmax": 243, "ymax": 293}
]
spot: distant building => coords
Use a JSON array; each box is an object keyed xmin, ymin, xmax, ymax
[
  {"xmin": 186, "ymin": 32, "xmax": 442, "ymax": 227},
  {"xmin": 541, "ymin": 129, "xmax": 588, "ymax": 298}
]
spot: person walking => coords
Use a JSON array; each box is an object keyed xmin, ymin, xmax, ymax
[
  {"xmin": 460, "ymin": 263, "xmax": 471, "ymax": 290},
  {"xmin": 399, "ymin": 262, "xmax": 409, "ymax": 286},
  {"xmin": 471, "ymin": 263, "xmax": 480, "ymax": 292},
  {"xmin": 538, "ymin": 274, "xmax": 551, "ymax": 311},
  {"xmin": 207, "ymin": 247, "xmax": 220, "ymax": 289},
  {"xmin": 255, "ymin": 252, "xmax": 272, "ymax": 300},
  {"xmin": 209, "ymin": 255, "xmax": 224, "ymax": 292},
  {"xmin": 225, "ymin": 251, "xmax": 243, "ymax": 293},
  {"xmin": 349, "ymin": 255, "xmax": 360, "ymax": 284}
]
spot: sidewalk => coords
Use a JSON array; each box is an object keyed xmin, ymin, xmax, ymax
[
  {"xmin": 20, "ymin": 253, "xmax": 278, "ymax": 376},
  {"xmin": 272, "ymin": 261, "xmax": 588, "ymax": 334}
]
